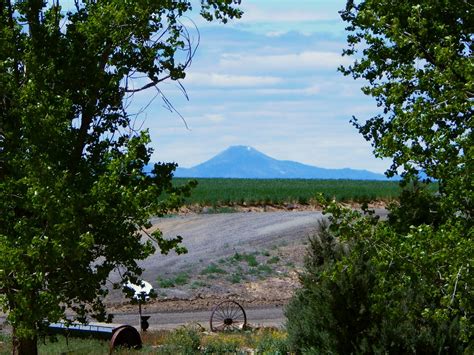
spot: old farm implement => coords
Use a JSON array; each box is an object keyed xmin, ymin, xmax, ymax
[{"xmin": 209, "ymin": 300, "xmax": 247, "ymax": 332}]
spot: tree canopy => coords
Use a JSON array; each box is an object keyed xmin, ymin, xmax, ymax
[
  {"xmin": 0, "ymin": 0, "xmax": 241, "ymax": 353},
  {"xmin": 286, "ymin": 1, "xmax": 472, "ymax": 352},
  {"xmin": 340, "ymin": 0, "xmax": 473, "ymax": 216}
]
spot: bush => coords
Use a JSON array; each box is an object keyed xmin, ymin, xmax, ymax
[
  {"xmin": 243, "ymin": 253, "xmax": 259, "ymax": 267},
  {"xmin": 174, "ymin": 272, "xmax": 190, "ymax": 286},
  {"xmin": 157, "ymin": 277, "xmax": 175, "ymax": 288},
  {"xmin": 286, "ymin": 201, "xmax": 472, "ymax": 353},
  {"xmin": 158, "ymin": 327, "xmax": 201, "ymax": 354},
  {"xmin": 254, "ymin": 329, "xmax": 289, "ymax": 354},
  {"xmin": 201, "ymin": 336, "xmax": 243, "ymax": 354},
  {"xmin": 200, "ymin": 263, "xmax": 226, "ymax": 275},
  {"xmin": 266, "ymin": 255, "xmax": 280, "ymax": 264},
  {"xmin": 286, "ymin": 219, "xmax": 374, "ymax": 353},
  {"xmin": 228, "ymin": 273, "xmax": 243, "ymax": 284}
]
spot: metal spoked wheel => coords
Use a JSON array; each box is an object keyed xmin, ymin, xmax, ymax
[{"xmin": 210, "ymin": 300, "xmax": 247, "ymax": 332}]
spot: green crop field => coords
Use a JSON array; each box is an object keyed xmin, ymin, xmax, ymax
[{"xmin": 174, "ymin": 178, "xmax": 404, "ymax": 206}]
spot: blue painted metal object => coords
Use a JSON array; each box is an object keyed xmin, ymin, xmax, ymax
[{"xmin": 48, "ymin": 322, "xmax": 142, "ymax": 351}]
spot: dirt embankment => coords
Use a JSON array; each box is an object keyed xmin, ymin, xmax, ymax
[
  {"xmin": 108, "ymin": 206, "xmax": 388, "ymax": 314},
  {"xmin": 107, "ymin": 211, "xmax": 325, "ymax": 312},
  {"xmin": 177, "ymin": 200, "xmax": 389, "ymax": 214}
]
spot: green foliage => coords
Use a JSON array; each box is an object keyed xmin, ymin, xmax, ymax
[
  {"xmin": 175, "ymin": 178, "xmax": 403, "ymax": 206},
  {"xmin": 242, "ymin": 253, "xmax": 258, "ymax": 267},
  {"xmin": 231, "ymin": 252, "xmax": 244, "ymax": 262},
  {"xmin": 0, "ymin": 328, "xmax": 291, "ymax": 354},
  {"xmin": 0, "ymin": 0, "xmax": 241, "ymax": 351},
  {"xmin": 0, "ymin": 334, "xmax": 113, "ymax": 354},
  {"xmin": 207, "ymin": 329, "xmax": 289, "ymax": 354},
  {"xmin": 286, "ymin": 214, "xmax": 373, "ymax": 353},
  {"xmin": 387, "ymin": 179, "xmax": 444, "ymax": 233},
  {"xmin": 266, "ymin": 256, "xmax": 280, "ymax": 264},
  {"xmin": 157, "ymin": 327, "xmax": 201, "ymax": 355},
  {"xmin": 174, "ymin": 272, "xmax": 191, "ymax": 286},
  {"xmin": 256, "ymin": 264, "xmax": 273, "ymax": 275},
  {"xmin": 190, "ymin": 280, "xmax": 207, "ymax": 289},
  {"xmin": 340, "ymin": 0, "xmax": 473, "ymax": 216},
  {"xmin": 157, "ymin": 278, "xmax": 175, "ymax": 289},
  {"xmin": 227, "ymin": 273, "xmax": 243, "ymax": 284},
  {"xmin": 286, "ymin": 201, "xmax": 472, "ymax": 353},
  {"xmin": 285, "ymin": 2, "xmax": 473, "ymax": 352},
  {"xmin": 157, "ymin": 272, "xmax": 190, "ymax": 288},
  {"xmin": 253, "ymin": 329, "xmax": 289, "ymax": 355},
  {"xmin": 204, "ymin": 206, "xmax": 237, "ymax": 214},
  {"xmin": 200, "ymin": 263, "xmax": 226, "ymax": 275},
  {"xmin": 38, "ymin": 336, "xmax": 111, "ymax": 355},
  {"xmin": 201, "ymin": 336, "xmax": 242, "ymax": 354}
]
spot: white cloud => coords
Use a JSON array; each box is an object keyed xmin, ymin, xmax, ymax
[
  {"xmin": 254, "ymin": 84, "xmax": 321, "ymax": 96},
  {"xmin": 204, "ymin": 113, "xmax": 225, "ymax": 122},
  {"xmin": 265, "ymin": 31, "xmax": 287, "ymax": 37},
  {"xmin": 219, "ymin": 51, "xmax": 352, "ymax": 72},
  {"xmin": 184, "ymin": 72, "xmax": 282, "ymax": 87}
]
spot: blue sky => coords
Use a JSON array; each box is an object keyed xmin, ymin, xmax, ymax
[{"xmin": 65, "ymin": 1, "xmax": 389, "ymax": 173}]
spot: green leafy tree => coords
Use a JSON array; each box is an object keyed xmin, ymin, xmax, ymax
[
  {"xmin": 340, "ymin": 0, "xmax": 472, "ymax": 218},
  {"xmin": 0, "ymin": 1, "xmax": 241, "ymax": 353},
  {"xmin": 339, "ymin": 3, "xmax": 473, "ymax": 346},
  {"xmin": 287, "ymin": 1, "xmax": 472, "ymax": 353}
]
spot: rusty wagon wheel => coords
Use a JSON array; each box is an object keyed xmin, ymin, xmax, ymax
[{"xmin": 210, "ymin": 300, "xmax": 247, "ymax": 332}]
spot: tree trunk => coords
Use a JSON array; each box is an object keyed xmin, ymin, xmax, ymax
[{"xmin": 12, "ymin": 330, "xmax": 38, "ymax": 355}]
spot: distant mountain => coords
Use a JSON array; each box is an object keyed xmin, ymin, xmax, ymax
[{"xmin": 173, "ymin": 145, "xmax": 390, "ymax": 180}]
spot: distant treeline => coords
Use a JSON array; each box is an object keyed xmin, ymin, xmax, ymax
[{"xmin": 173, "ymin": 178, "xmax": 412, "ymax": 206}]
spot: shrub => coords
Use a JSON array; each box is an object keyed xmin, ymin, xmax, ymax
[
  {"xmin": 201, "ymin": 336, "xmax": 243, "ymax": 354},
  {"xmin": 286, "ymin": 219, "xmax": 372, "ymax": 353},
  {"xmin": 157, "ymin": 277, "xmax": 175, "ymax": 288},
  {"xmin": 254, "ymin": 329, "xmax": 289, "ymax": 354},
  {"xmin": 286, "ymin": 201, "xmax": 472, "ymax": 353},
  {"xmin": 200, "ymin": 263, "xmax": 226, "ymax": 275},
  {"xmin": 158, "ymin": 327, "xmax": 201, "ymax": 354},
  {"xmin": 266, "ymin": 256, "xmax": 280, "ymax": 264},
  {"xmin": 257, "ymin": 264, "xmax": 272, "ymax": 275},
  {"xmin": 174, "ymin": 272, "xmax": 190, "ymax": 286},
  {"xmin": 232, "ymin": 252, "xmax": 244, "ymax": 262},
  {"xmin": 243, "ymin": 253, "xmax": 258, "ymax": 267},
  {"xmin": 190, "ymin": 280, "xmax": 207, "ymax": 289},
  {"xmin": 228, "ymin": 273, "xmax": 243, "ymax": 284}
]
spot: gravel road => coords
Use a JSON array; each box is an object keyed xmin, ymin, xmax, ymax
[
  {"xmin": 111, "ymin": 305, "xmax": 285, "ymax": 330},
  {"xmin": 0, "ymin": 306, "xmax": 285, "ymax": 333}
]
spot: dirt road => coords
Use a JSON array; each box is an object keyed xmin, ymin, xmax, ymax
[{"xmin": 111, "ymin": 305, "xmax": 285, "ymax": 330}]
